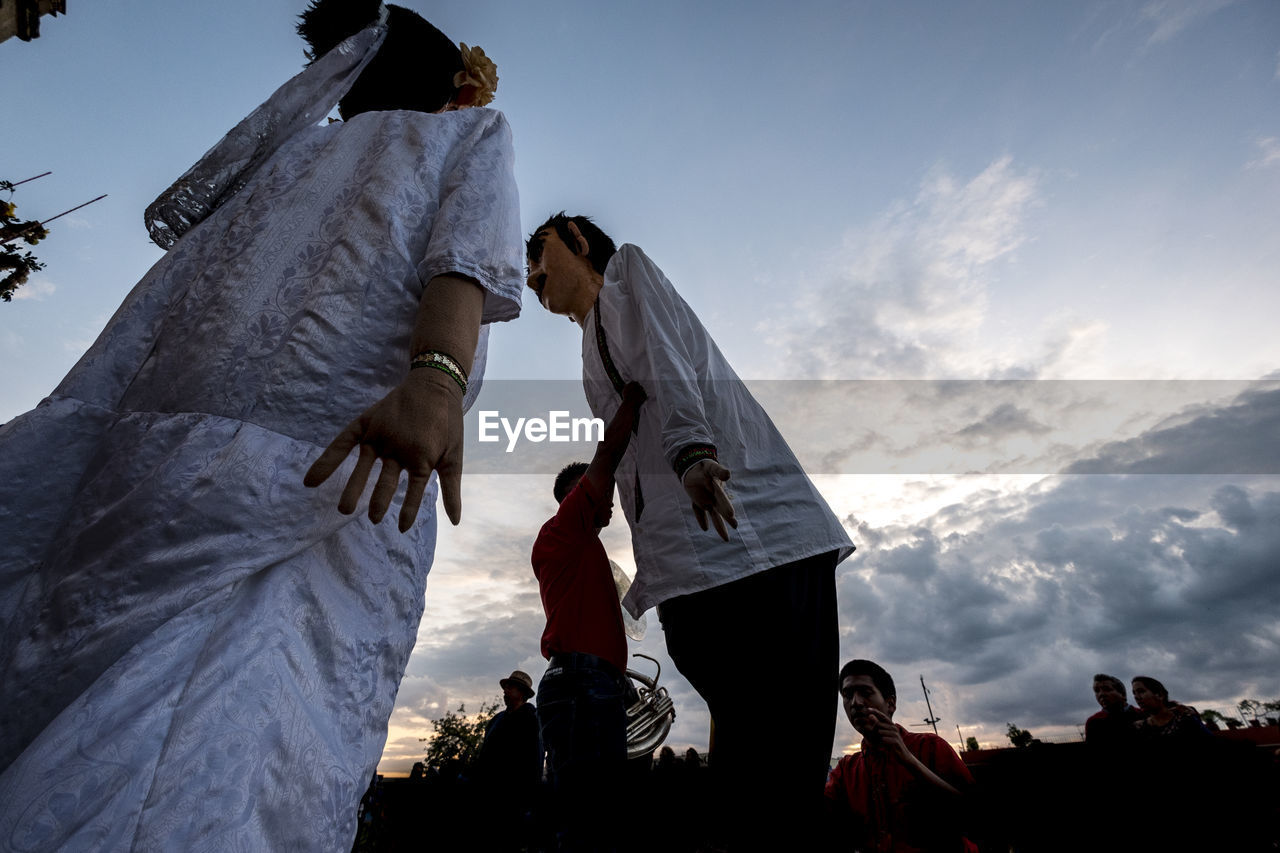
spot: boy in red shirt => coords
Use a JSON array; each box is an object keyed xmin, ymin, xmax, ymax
[
  {"xmin": 532, "ymin": 381, "xmax": 645, "ymax": 851},
  {"xmin": 826, "ymin": 659, "xmax": 978, "ymax": 853}
]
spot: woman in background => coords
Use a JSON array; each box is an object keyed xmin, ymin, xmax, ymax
[{"xmin": 1131, "ymin": 676, "xmax": 1210, "ymax": 739}]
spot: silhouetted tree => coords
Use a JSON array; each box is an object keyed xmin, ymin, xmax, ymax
[
  {"xmin": 965, "ymin": 736, "xmax": 981, "ymax": 752},
  {"xmin": 1199, "ymin": 708, "xmax": 1227, "ymax": 731},
  {"xmin": 1, "ymin": 178, "xmax": 48, "ymax": 302},
  {"xmin": 420, "ymin": 699, "xmax": 499, "ymax": 774},
  {"xmin": 1005, "ymin": 723, "xmax": 1033, "ymax": 749}
]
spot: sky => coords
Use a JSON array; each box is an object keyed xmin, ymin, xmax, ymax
[{"xmin": 3, "ymin": 0, "xmax": 1279, "ymax": 775}]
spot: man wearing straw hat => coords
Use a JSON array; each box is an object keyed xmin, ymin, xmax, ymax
[{"xmin": 471, "ymin": 670, "xmax": 543, "ymax": 850}]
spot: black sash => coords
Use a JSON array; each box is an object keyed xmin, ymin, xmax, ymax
[{"xmin": 592, "ymin": 300, "xmax": 644, "ymax": 519}]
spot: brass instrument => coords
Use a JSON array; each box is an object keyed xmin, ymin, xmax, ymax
[{"xmin": 625, "ymin": 652, "xmax": 676, "ymax": 760}]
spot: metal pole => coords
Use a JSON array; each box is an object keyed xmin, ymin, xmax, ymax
[
  {"xmin": 7, "ymin": 172, "xmax": 53, "ymax": 188},
  {"xmin": 920, "ymin": 675, "xmax": 940, "ymax": 736},
  {"xmin": 1, "ymin": 195, "xmax": 107, "ymax": 245}
]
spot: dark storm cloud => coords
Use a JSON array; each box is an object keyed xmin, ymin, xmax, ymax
[
  {"xmin": 458, "ymin": 378, "xmax": 1277, "ymax": 476},
  {"xmin": 395, "ymin": 381, "xmax": 1280, "ymax": 765},
  {"xmin": 1066, "ymin": 385, "xmax": 1280, "ymax": 475},
  {"xmin": 837, "ymin": 474, "xmax": 1280, "ymax": 737},
  {"xmin": 407, "ymin": 608, "xmax": 546, "ymax": 684},
  {"xmin": 951, "ymin": 402, "xmax": 1052, "ymax": 445}
]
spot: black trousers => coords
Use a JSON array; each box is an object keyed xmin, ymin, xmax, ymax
[{"xmin": 659, "ymin": 550, "xmax": 840, "ymax": 850}]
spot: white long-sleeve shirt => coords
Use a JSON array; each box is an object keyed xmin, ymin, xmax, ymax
[{"xmin": 581, "ymin": 244, "xmax": 854, "ymax": 617}]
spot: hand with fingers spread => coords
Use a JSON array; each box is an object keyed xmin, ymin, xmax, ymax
[
  {"xmin": 304, "ymin": 366, "xmax": 464, "ymax": 532},
  {"xmin": 682, "ymin": 458, "xmax": 737, "ymax": 541}
]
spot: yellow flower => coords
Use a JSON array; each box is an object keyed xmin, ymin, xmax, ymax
[{"xmin": 453, "ymin": 43, "xmax": 499, "ymax": 108}]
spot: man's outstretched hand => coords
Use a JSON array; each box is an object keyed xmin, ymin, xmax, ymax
[
  {"xmin": 304, "ymin": 368, "xmax": 464, "ymax": 532},
  {"xmin": 683, "ymin": 458, "xmax": 737, "ymax": 541}
]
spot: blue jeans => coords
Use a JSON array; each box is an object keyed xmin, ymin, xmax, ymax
[{"xmin": 537, "ymin": 652, "xmax": 626, "ymax": 851}]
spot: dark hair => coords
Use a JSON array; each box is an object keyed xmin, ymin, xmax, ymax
[
  {"xmin": 1093, "ymin": 673, "xmax": 1126, "ymax": 700},
  {"xmin": 527, "ymin": 212, "xmax": 618, "ymax": 275},
  {"xmin": 839, "ymin": 659, "xmax": 896, "ymax": 705},
  {"xmin": 297, "ymin": 1, "xmax": 464, "ymax": 119},
  {"xmin": 553, "ymin": 462, "xmax": 589, "ymax": 504},
  {"xmin": 1132, "ymin": 676, "xmax": 1169, "ymax": 703}
]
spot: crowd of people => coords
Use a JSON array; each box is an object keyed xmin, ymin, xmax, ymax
[
  {"xmin": 353, "ymin": 666, "xmax": 1280, "ymax": 850},
  {"xmin": 0, "ymin": 2, "xmax": 1275, "ymax": 851},
  {"xmin": 371, "ymin": 664, "xmax": 1277, "ymax": 852}
]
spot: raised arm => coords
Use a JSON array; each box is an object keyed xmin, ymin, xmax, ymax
[
  {"xmin": 304, "ymin": 273, "xmax": 484, "ymax": 532},
  {"xmin": 582, "ymin": 381, "xmax": 647, "ymax": 499}
]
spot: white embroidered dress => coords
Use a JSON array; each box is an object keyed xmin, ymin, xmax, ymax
[{"xmin": 0, "ymin": 58, "xmax": 522, "ymax": 853}]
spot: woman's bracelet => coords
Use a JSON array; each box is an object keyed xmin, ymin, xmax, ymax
[{"xmin": 410, "ymin": 349, "xmax": 467, "ymax": 394}]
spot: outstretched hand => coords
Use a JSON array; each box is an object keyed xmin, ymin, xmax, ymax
[
  {"xmin": 682, "ymin": 458, "xmax": 737, "ymax": 541},
  {"xmin": 304, "ymin": 369, "xmax": 464, "ymax": 532}
]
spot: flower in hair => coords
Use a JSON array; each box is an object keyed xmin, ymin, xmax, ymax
[{"xmin": 453, "ymin": 43, "xmax": 499, "ymax": 107}]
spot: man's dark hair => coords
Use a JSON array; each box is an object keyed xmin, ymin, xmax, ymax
[
  {"xmin": 839, "ymin": 659, "xmax": 896, "ymax": 705},
  {"xmin": 527, "ymin": 212, "xmax": 618, "ymax": 275},
  {"xmin": 1131, "ymin": 675, "xmax": 1169, "ymax": 703},
  {"xmin": 298, "ymin": 1, "xmax": 464, "ymax": 118},
  {"xmin": 1093, "ymin": 673, "xmax": 1126, "ymax": 700},
  {"xmin": 553, "ymin": 462, "xmax": 589, "ymax": 504}
]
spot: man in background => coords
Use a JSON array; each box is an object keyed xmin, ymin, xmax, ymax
[
  {"xmin": 470, "ymin": 670, "xmax": 542, "ymax": 851},
  {"xmin": 1084, "ymin": 673, "xmax": 1143, "ymax": 746}
]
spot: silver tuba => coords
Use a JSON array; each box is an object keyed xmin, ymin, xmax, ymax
[{"xmin": 625, "ymin": 652, "xmax": 676, "ymax": 760}]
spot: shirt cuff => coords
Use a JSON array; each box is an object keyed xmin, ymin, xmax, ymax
[{"xmin": 674, "ymin": 444, "xmax": 718, "ymax": 481}]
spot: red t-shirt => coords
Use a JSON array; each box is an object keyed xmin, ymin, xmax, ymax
[
  {"xmin": 825, "ymin": 726, "xmax": 978, "ymax": 853},
  {"xmin": 531, "ymin": 478, "xmax": 628, "ymax": 674}
]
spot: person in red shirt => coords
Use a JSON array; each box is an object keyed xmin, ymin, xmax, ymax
[
  {"xmin": 826, "ymin": 660, "xmax": 977, "ymax": 853},
  {"xmin": 532, "ymin": 380, "xmax": 645, "ymax": 851}
]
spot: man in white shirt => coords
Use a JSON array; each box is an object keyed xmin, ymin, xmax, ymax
[{"xmin": 526, "ymin": 213, "xmax": 854, "ymax": 847}]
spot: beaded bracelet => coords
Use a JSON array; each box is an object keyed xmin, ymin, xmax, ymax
[
  {"xmin": 410, "ymin": 349, "xmax": 467, "ymax": 394},
  {"xmin": 674, "ymin": 444, "xmax": 718, "ymax": 481}
]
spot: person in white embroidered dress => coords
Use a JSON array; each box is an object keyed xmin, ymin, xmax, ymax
[
  {"xmin": 0, "ymin": 2, "xmax": 521, "ymax": 849},
  {"xmin": 525, "ymin": 213, "xmax": 854, "ymax": 849}
]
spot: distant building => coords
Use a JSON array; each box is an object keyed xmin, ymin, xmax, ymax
[{"xmin": 1, "ymin": 0, "xmax": 67, "ymax": 44}]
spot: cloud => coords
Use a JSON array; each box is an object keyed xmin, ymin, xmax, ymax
[
  {"xmin": 840, "ymin": 474, "xmax": 1280, "ymax": 735},
  {"xmin": 10, "ymin": 275, "xmax": 56, "ymax": 301},
  {"xmin": 1065, "ymin": 384, "xmax": 1280, "ymax": 474},
  {"xmin": 1246, "ymin": 136, "xmax": 1280, "ymax": 171},
  {"xmin": 745, "ymin": 379, "xmax": 1268, "ymax": 476},
  {"xmin": 832, "ymin": 382, "xmax": 1280, "ymax": 743},
  {"xmin": 951, "ymin": 402, "xmax": 1052, "ymax": 447},
  {"xmin": 379, "ymin": 382, "xmax": 1280, "ymax": 769},
  {"xmin": 764, "ymin": 156, "xmax": 1041, "ymax": 379},
  {"xmin": 1139, "ymin": 0, "xmax": 1239, "ymax": 45},
  {"xmin": 0, "ymin": 326, "xmax": 23, "ymax": 355}
]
